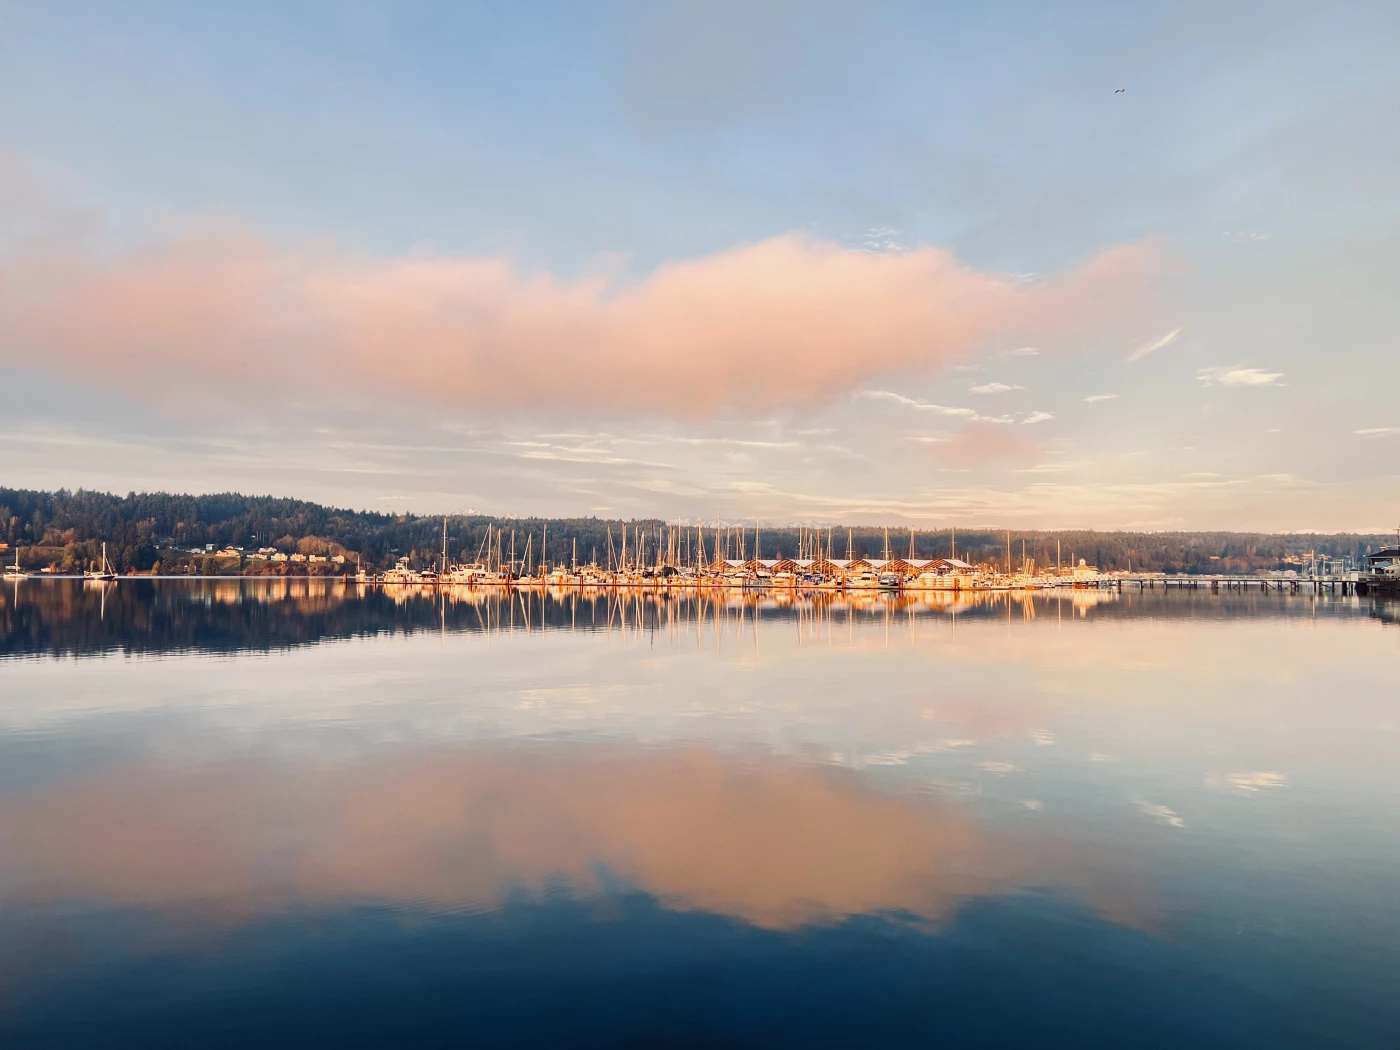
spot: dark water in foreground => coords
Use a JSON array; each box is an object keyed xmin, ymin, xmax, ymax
[{"xmin": 1, "ymin": 580, "xmax": 1397, "ymax": 1047}]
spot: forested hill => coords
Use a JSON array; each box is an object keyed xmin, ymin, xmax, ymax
[{"xmin": 0, "ymin": 486, "xmax": 1391, "ymax": 575}]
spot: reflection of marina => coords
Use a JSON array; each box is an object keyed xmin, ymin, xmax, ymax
[
  {"xmin": 1, "ymin": 579, "xmax": 1390, "ymax": 661},
  {"xmin": 2, "ymin": 579, "xmax": 1389, "ymax": 661}
]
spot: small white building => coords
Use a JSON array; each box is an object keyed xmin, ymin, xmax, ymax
[{"xmin": 1072, "ymin": 558, "xmax": 1099, "ymax": 582}]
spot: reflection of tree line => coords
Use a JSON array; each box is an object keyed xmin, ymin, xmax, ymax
[{"xmin": 0, "ymin": 580, "xmax": 1387, "ymax": 659}]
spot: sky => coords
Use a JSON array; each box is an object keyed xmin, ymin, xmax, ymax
[{"xmin": 2, "ymin": 0, "xmax": 1398, "ymax": 530}]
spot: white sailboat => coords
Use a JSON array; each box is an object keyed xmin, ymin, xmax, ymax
[
  {"xmin": 2, "ymin": 547, "xmax": 26, "ymax": 580},
  {"xmin": 84, "ymin": 542, "xmax": 118, "ymax": 582}
]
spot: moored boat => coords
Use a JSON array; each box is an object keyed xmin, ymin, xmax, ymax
[
  {"xmin": 83, "ymin": 542, "xmax": 118, "ymax": 582},
  {"xmin": 3, "ymin": 547, "xmax": 27, "ymax": 580},
  {"xmin": 381, "ymin": 557, "xmax": 422, "ymax": 585}
]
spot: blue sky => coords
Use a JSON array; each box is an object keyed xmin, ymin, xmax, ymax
[{"xmin": 2, "ymin": 1, "xmax": 1398, "ymax": 529}]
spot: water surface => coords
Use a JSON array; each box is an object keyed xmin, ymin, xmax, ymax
[{"xmin": 2, "ymin": 581, "xmax": 1397, "ymax": 1047}]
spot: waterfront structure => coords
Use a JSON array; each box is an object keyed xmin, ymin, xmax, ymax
[{"xmin": 1358, "ymin": 546, "xmax": 1400, "ymax": 595}]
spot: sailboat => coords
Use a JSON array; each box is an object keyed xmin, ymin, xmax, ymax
[
  {"xmin": 84, "ymin": 542, "xmax": 118, "ymax": 581},
  {"xmin": 2, "ymin": 547, "xmax": 26, "ymax": 580}
]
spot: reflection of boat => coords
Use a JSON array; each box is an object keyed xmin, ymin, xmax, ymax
[
  {"xmin": 3, "ymin": 547, "xmax": 26, "ymax": 580},
  {"xmin": 84, "ymin": 542, "xmax": 118, "ymax": 582}
]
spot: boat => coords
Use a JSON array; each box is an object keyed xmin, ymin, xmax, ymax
[
  {"xmin": 380, "ymin": 556, "xmax": 422, "ymax": 585},
  {"xmin": 3, "ymin": 548, "xmax": 26, "ymax": 580},
  {"xmin": 445, "ymin": 562, "xmax": 501, "ymax": 585},
  {"xmin": 84, "ymin": 542, "xmax": 118, "ymax": 582},
  {"xmin": 846, "ymin": 568, "xmax": 883, "ymax": 590}
]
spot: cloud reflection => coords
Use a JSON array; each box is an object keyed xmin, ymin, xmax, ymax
[{"xmin": 0, "ymin": 745, "xmax": 1155, "ymax": 934}]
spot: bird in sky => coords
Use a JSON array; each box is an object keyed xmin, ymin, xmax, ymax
[{"xmin": 1115, "ymin": 88, "xmax": 1125, "ymax": 93}]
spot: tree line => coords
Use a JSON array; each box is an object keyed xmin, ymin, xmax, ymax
[{"xmin": 0, "ymin": 486, "xmax": 1392, "ymax": 575}]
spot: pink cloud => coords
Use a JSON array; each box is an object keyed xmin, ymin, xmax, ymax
[{"xmin": 1, "ymin": 218, "xmax": 1159, "ymax": 418}]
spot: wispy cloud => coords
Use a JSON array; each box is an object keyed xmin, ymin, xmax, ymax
[
  {"xmin": 1020, "ymin": 411, "xmax": 1054, "ymax": 425},
  {"xmin": 857, "ymin": 389, "xmax": 1012, "ymax": 424},
  {"xmin": 1355, "ymin": 427, "xmax": 1400, "ymax": 438},
  {"xmin": 858, "ymin": 390, "xmax": 975, "ymax": 416},
  {"xmin": 859, "ymin": 226, "xmax": 908, "ymax": 252},
  {"xmin": 1015, "ymin": 461, "xmax": 1078, "ymax": 474},
  {"xmin": 1082, "ymin": 393, "xmax": 1118, "ymax": 404},
  {"xmin": 994, "ymin": 346, "xmax": 1040, "ymax": 358},
  {"xmin": 970, "ymin": 382, "xmax": 1023, "ymax": 395},
  {"xmin": 1197, "ymin": 366, "xmax": 1284, "ymax": 387},
  {"xmin": 1126, "ymin": 328, "xmax": 1180, "ymax": 363}
]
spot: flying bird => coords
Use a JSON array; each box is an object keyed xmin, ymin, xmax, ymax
[{"xmin": 1114, "ymin": 88, "xmax": 1125, "ymax": 93}]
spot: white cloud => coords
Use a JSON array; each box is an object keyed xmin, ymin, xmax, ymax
[
  {"xmin": 1126, "ymin": 328, "xmax": 1180, "ymax": 363},
  {"xmin": 1355, "ymin": 427, "xmax": 1400, "ymax": 438},
  {"xmin": 970, "ymin": 382, "xmax": 1023, "ymax": 395},
  {"xmin": 1197, "ymin": 366, "xmax": 1284, "ymax": 387},
  {"xmin": 995, "ymin": 346, "xmax": 1041, "ymax": 358},
  {"xmin": 1082, "ymin": 393, "xmax": 1118, "ymax": 404},
  {"xmin": 1020, "ymin": 411, "xmax": 1054, "ymax": 425}
]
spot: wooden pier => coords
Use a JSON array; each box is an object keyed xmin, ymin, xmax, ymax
[{"xmin": 1099, "ymin": 574, "xmax": 1362, "ymax": 595}]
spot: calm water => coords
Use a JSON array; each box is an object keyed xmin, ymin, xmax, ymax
[{"xmin": 1, "ymin": 580, "xmax": 1397, "ymax": 1048}]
